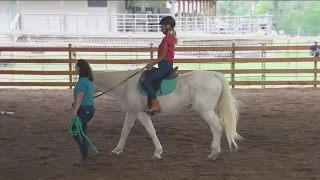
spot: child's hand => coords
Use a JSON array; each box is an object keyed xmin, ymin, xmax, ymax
[{"xmin": 146, "ymin": 62, "xmax": 154, "ymax": 69}]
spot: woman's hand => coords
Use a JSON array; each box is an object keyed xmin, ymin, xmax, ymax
[
  {"xmin": 72, "ymin": 109, "xmax": 77, "ymax": 119},
  {"xmin": 72, "ymin": 92, "xmax": 84, "ymax": 119}
]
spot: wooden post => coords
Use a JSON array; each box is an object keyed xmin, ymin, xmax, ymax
[
  {"xmin": 198, "ymin": 45, "xmax": 201, "ymax": 70},
  {"xmin": 314, "ymin": 57, "xmax": 318, "ymax": 88},
  {"xmin": 231, "ymin": 42, "xmax": 235, "ymax": 89},
  {"xmin": 262, "ymin": 43, "xmax": 266, "ymax": 88},
  {"xmin": 150, "ymin": 43, "xmax": 154, "ymax": 61},
  {"xmin": 72, "ymin": 51, "xmax": 78, "ymax": 83},
  {"xmin": 68, "ymin": 43, "xmax": 72, "ymax": 89}
]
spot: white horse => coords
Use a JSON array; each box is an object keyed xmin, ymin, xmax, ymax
[{"xmin": 93, "ymin": 68, "xmax": 243, "ymax": 160}]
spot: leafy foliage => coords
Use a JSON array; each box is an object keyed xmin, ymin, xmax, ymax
[{"xmin": 216, "ymin": 1, "xmax": 320, "ymax": 36}]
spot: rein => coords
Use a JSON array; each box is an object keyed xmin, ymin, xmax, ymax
[{"xmin": 93, "ymin": 67, "xmax": 146, "ymax": 99}]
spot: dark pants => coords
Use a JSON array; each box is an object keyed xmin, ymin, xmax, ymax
[
  {"xmin": 72, "ymin": 105, "xmax": 95, "ymax": 160},
  {"xmin": 142, "ymin": 60, "xmax": 173, "ymax": 100}
]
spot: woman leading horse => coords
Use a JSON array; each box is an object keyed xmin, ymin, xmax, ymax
[{"xmin": 72, "ymin": 59, "xmax": 95, "ymax": 165}]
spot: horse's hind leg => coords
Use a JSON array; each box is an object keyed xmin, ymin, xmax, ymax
[
  {"xmin": 199, "ymin": 110, "xmax": 223, "ymax": 160},
  {"xmin": 110, "ymin": 112, "xmax": 137, "ymax": 156}
]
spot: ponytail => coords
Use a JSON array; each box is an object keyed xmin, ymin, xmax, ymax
[
  {"xmin": 173, "ymin": 29, "xmax": 178, "ymax": 45},
  {"xmin": 168, "ymin": 28, "xmax": 178, "ymax": 45}
]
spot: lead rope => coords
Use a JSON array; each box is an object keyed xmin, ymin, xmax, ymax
[
  {"xmin": 93, "ymin": 67, "xmax": 146, "ymax": 99},
  {"xmin": 68, "ymin": 115, "xmax": 99, "ymax": 153}
]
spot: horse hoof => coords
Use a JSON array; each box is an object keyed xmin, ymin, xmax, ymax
[
  {"xmin": 229, "ymin": 146, "xmax": 239, "ymax": 152},
  {"xmin": 152, "ymin": 154, "xmax": 162, "ymax": 160},
  {"xmin": 110, "ymin": 149, "xmax": 123, "ymax": 156},
  {"xmin": 152, "ymin": 149, "xmax": 163, "ymax": 160},
  {"xmin": 206, "ymin": 156, "xmax": 217, "ymax": 161},
  {"xmin": 206, "ymin": 152, "xmax": 220, "ymax": 161}
]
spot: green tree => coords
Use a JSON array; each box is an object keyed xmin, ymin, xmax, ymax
[
  {"xmin": 217, "ymin": 0, "xmax": 320, "ymax": 36},
  {"xmin": 254, "ymin": 1, "xmax": 272, "ymax": 15}
]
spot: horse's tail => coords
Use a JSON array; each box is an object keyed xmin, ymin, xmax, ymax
[{"xmin": 214, "ymin": 71, "xmax": 243, "ymax": 150}]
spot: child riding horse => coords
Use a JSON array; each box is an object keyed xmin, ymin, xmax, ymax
[{"xmin": 143, "ymin": 16, "xmax": 177, "ymax": 114}]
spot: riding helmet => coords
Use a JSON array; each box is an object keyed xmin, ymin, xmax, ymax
[{"xmin": 159, "ymin": 16, "xmax": 176, "ymax": 28}]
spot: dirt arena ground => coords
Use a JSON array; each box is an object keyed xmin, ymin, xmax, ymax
[{"xmin": 0, "ymin": 88, "xmax": 319, "ymax": 180}]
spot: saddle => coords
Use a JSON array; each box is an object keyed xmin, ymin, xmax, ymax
[
  {"xmin": 138, "ymin": 66, "xmax": 179, "ymax": 110},
  {"xmin": 139, "ymin": 66, "xmax": 179, "ymax": 93}
]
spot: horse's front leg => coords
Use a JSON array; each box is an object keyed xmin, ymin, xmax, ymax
[
  {"xmin": 137, "ymin": 112, "xmax": 163, "ymax": 159},
  {"xmin": 110, "ymin": 112, "xmax": 137, "ymax": 155}
]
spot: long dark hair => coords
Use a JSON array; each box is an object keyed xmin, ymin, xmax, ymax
[{"xmin": 76, "ymin": 59, "xmax": 94, "ymax": 81}]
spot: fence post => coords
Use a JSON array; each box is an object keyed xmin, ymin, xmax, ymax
[
  {"xmin": 150, "ymin": 43, "xmax": 154, "ymax": 62},
  {"xmin": 72, "ymin": 49, "xmax": 78, "ymax": 83},
  {"xmin": 68, "ymin": 44, "xmax": 72, "ymax": 89},
  {"xmin": 231, "ymin": 42, "xmax": 235, "ymax": 89},
  {"xmin": 314, "ymin": 57, "xmax": 318, "ymax": 88},
  {"xmin": 261, "ymin": 43, "xmax": 266, "ymax": 88}
]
